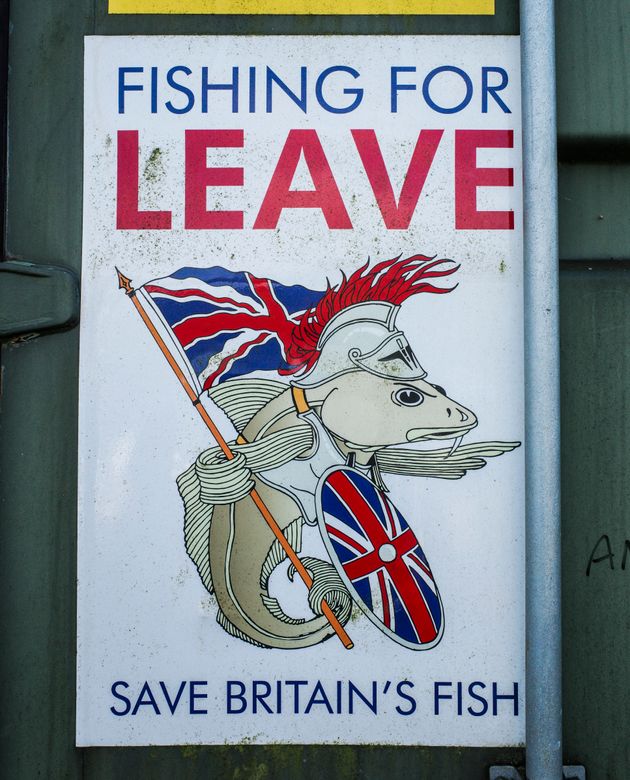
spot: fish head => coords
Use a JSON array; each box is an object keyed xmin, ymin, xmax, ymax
[{"xmin": 316, "ymin": 370, "xmax": 477, "ymax": 450}]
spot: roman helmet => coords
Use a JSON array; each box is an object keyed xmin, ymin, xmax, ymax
[
  {"xmin": 285, "ymin": 255, "xmax": 458, "ymax": 388},
  {"xmin": 294, "ymin": 301, "xmax": 426, "ymax": 388}
]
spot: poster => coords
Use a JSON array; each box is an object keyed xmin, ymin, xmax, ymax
[{"xmin": 78, "ymin": 35, "xmax": 524, "ymax": 746}]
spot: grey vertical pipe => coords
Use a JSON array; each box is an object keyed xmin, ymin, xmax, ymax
[{"xmin": 520, "ymin": 1, "xmax": 562, "ymax": 779}]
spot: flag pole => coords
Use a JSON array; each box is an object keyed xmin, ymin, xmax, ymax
[{"xmin": 117, "ymin": 268, "xmax": 354, "ymax": 650}]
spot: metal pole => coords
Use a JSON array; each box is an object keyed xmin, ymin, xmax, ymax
[{"xmin": 520, "ymin": 2, "xmax": 563, "ymax": 779}]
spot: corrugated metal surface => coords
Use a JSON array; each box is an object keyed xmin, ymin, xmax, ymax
[
  {"xmin": 559, "ymin": 164, "xmax": 630, "ymax": 261},
  {"xmin": 556, "ymin": 0, "xmax": 630, "ymax": 768},
  {"xmin": 560, "ymin": 268, "xmax": 630, "ymax": 780},
  {"xmin": 556, "ymin": 0, "xmax": 630, "ymax": 142}
]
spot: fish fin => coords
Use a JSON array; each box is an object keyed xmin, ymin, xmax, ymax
[
  {"xmin": 261, "ymin": 595, "xmax": 306, "ymax": 625},
  {"xmin": 208, "ymin": 378, "xmax": 287, "ymax": 431},
  {"xmin": 376, "ymin": 440, "xmax": 521, "ymax": 480},
  {"xmin": 260, "ymin": 516, "xmax": 303, "ymax": 590},
  {"xmin": 177, "ymin": 462, "xmax": 215, "ymax": 594},
  {"xmin": 216, "ymin": 608, "xmax": 267, "ymax": 648}
]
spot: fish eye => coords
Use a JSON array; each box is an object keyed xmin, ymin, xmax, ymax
[
  {"xmin": 431, "ymin": 384, "xmax": 447, "ymax": 395},
  {"xmin": 393, "ymin": 388, "xmax": 424, "ymax": 407}
]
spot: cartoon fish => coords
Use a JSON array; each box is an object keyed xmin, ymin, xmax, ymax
[{"xmin": 151, "ymin": 255, "xmax": 522, "ymax": 650}]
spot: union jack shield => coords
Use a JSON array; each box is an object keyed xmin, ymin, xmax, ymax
[{"xmin": 316, "ymin": 467, "xmax": 444, "ymax": 650}]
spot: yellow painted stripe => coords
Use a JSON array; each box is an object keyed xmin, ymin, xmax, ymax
[{"xmin": 109, "ymin": 0, "xmax": 494, "ymax": 15}]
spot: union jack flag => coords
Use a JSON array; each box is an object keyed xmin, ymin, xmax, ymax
[
  {"xmin": 318, "ymin": 467, "xmax": 443, "ymax": 649},
  {"xmin": 139, "ymin": 266, "xmax": 323, "ymax": 391}
]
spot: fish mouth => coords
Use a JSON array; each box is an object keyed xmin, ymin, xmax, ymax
[{"xmin": 406, "ymin": 421, "xmax": 478, "ymax": 446}]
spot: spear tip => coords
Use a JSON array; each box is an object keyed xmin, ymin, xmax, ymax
[{"xmin": 116, "ymin": 267, "xmax": 133, "ymax": 294}]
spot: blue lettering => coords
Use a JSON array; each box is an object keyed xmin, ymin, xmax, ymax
[
  {"xmin": 110, "ymin": 680, "xmax": 131, "ymax": 716},
  {"xmin": 390, "ymin": 66, "xmax": 416, "ymax": 113},
  {"xmin": 118, "ymin": 67, "xmax": 143, "ymax": 114},
  {"xmin": 482, "ymin": 67, "xmax": 511, "ymax": 113},
  {"xmin": 285, "ymin": 680, "xmax": 308, "ymax": 713},
  {"xmin": 202, "ymin": 65, "xmax": 239, "ymax": 113},
  {"xmin": 227, "ymin": 680, "xmax": 247, "ymax": 714},
  {"xmin": 150, "ymin": 66, "xmax": 158, "ymax": 114},
  {"xmin": 165, "ymin": 66, "xmax": 194, "ymax": 114},
  {"xmin": 493, "ymin": 682, "xmax": 519, "ymax": 716},
  {"xmin": 266, "ymin": 67, "xmax": 307, "ymax": 113},
  {"xmin": 132, "ymin": 681, "xmax": 161, "ymax": 715},
  {"xmin": 159, "ymin": 680, "xmax": 186, "ymax": 714},
  {"xmin": 249, "ymin": 66, "xmax": 256, "ymax": 113},
  {"xmin": 422, "ymin": 66, "xmax": 473, "ymax": 114},
  {"xmin": 305, "ymin": 680, "xmax": 333, "ymax": 714},
  {"xmin": 348, "ymin": 680, "xmax": 377, "ymax": 714},
  {"xmin": 189, "ymin": 680, "xmax": 208, "ymax": 714},
  {"xmin": 395, "ymin": 681, "xmax": 416, "ymax": 716},
  {"xmin": 252, "ymin": 680, "xmax": 273, "ymax": 714},
  {"xmin": 315, "ymin": 66, "xmax": 363, "ymax": 114},
  {"xmin": 434, "ymin": 681, "xmax": 453, "ymax": 715},
  {"xmin": 467, "ymin": 681, "xmax": 488, "ymax": 716}
]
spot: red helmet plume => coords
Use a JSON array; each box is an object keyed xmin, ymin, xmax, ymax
[{"xmin": 282, "ymin": 254, "xmax": 458, "ymax": 376}]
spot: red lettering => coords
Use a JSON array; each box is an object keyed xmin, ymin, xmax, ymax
[
  {"xmin": 116, "ymin": 130, "xmax": 171, "ymax": 230},
  {"xmin": 254, "ymin": 129, "xmax": 351, "ymax": 229},
  {"xmin": 351, "ymin": 129, "xmax": 443, "ymax": 229},
  {"xmin": 185, "ymin": 129, "xmax": 244, "ymax": 229},
  {"xmin": 455, "ymin": 129, "xmax": 514, "ymax": 230}
]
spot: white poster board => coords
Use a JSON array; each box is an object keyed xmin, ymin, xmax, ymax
[{"xmin": 78, "ymin": 35, "xmax": 524, "ymax": 747}]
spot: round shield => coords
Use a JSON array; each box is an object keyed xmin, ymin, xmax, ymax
[{"xmin": 315, "ymin": 466, "xmax": 444, "ymax": 650}]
